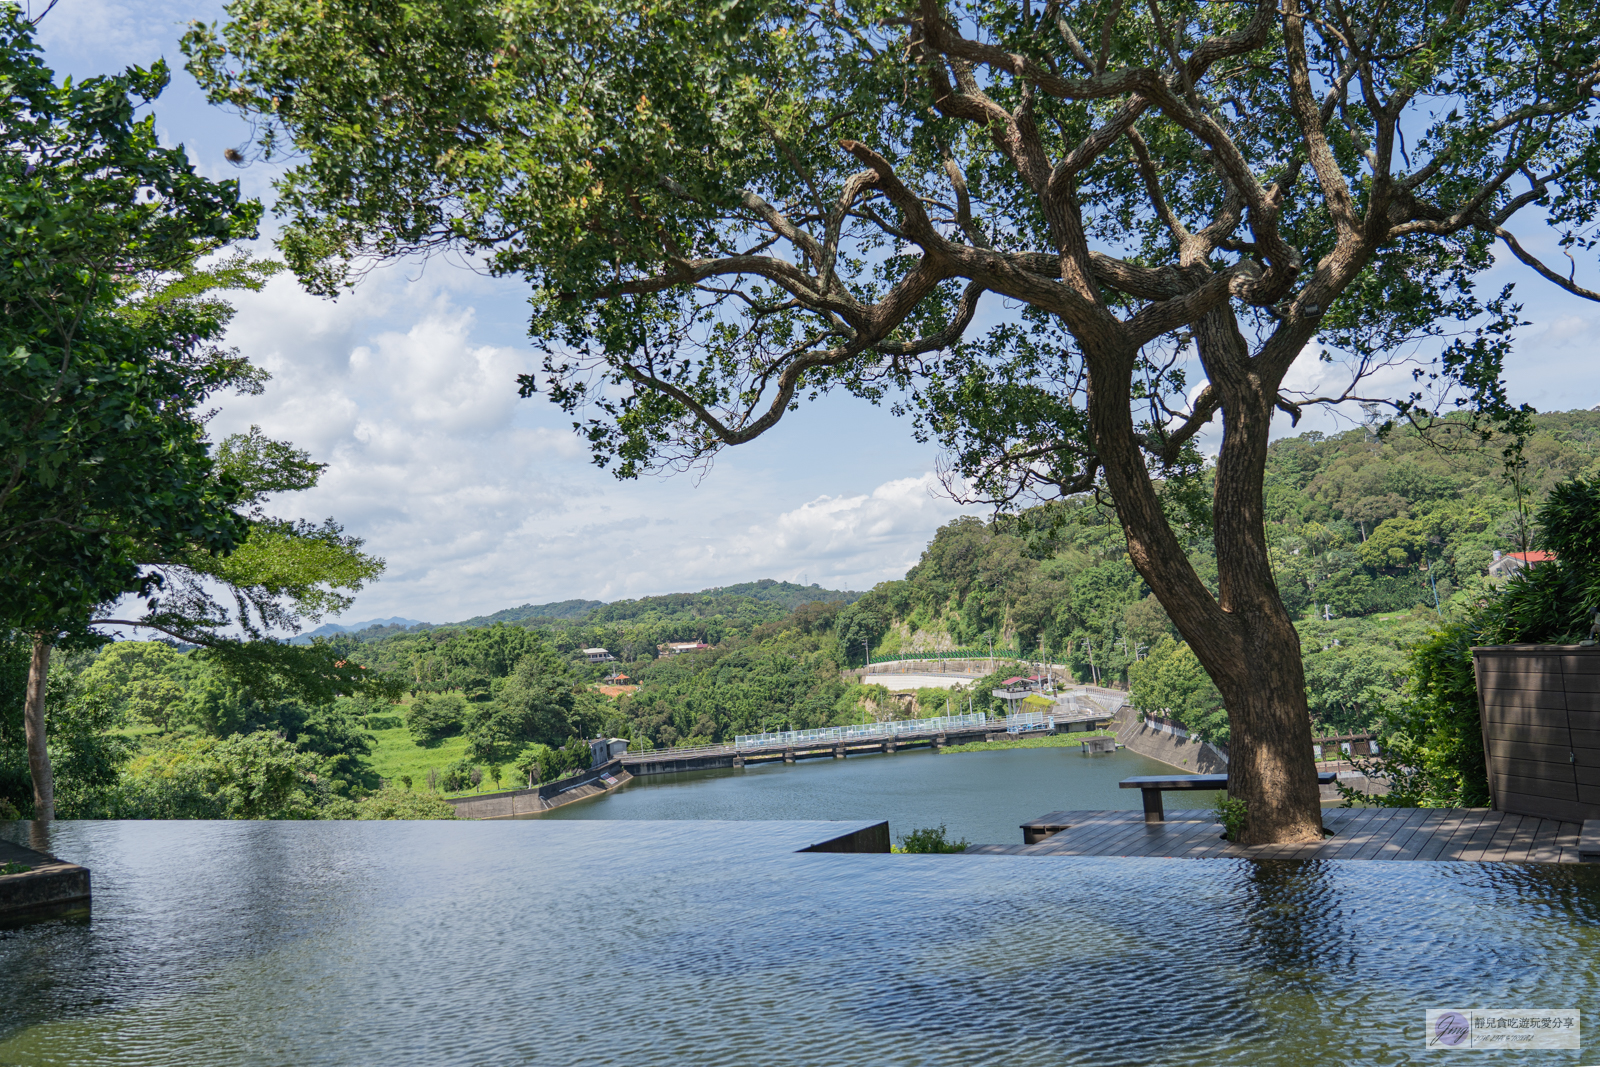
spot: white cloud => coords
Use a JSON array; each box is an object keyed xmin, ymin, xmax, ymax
[{"xmin": 205, "ymin": 267, "xmax": 975, "ymax": 625}]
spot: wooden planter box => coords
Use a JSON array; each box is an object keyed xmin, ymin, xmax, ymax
[{"xmin": 1472, "ymin": 644, "xmax": 1600, "ymax": 822}]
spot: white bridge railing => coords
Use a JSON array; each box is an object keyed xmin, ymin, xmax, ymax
[{"xmin": 735, "ymin": 711, "xmax": 989, "ymax": 750}]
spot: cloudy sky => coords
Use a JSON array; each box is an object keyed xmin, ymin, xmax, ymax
[{"xmin": 40, "ymin": 1, "xmax": 1600, "ymax": 627}]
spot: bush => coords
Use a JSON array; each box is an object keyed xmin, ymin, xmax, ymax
[
  {"xmin": 440, "ymin": 759, "xmax": 480, "ymax": 792},
  {"xmin": 102, "ymin": 732, "xmax": 326, "ymax": 820},
  {"xmin": 895, "ymin": 824, "xmax": 969, "ymax": 853},
  {"xmin": 364, "ymin": 713, "xmax": 404, "ymax": 731},
  {"xmin": 405, "ymin": 692, "xmax": 469, "ymax": 746},
  {"xmin": 336, "ymin": 786, "xmax": 457, "ymax": 820},
  {"xmin": 1366, "ymin": 475, "xmax": 1600, "ymax": 807},
  {"xmin": 1213, "ymin": 794, "xmax": 1249, "ymax": 841}
]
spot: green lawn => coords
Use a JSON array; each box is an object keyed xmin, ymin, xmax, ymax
[
  {"xmin": 366, "ymin": 726, "xmax": 505, "ymax": 793},
  {"xmin": 940, "ymin": 730, "xmax": 1116, "ymax": 754}
]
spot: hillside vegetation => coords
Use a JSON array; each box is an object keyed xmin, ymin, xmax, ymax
[{"xmin": 7, "ymin": 412, "xmax": 1598, "ymax": 816}]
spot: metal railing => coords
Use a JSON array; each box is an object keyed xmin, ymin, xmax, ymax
[
  {"xmin": 623, "ymin": 742, "xmax": 737, "ymax": 761},
  {"xmin": 865, "ymin": 649, "xmax": 1025, "ymax": 665},
  {"xmin": 735, "ymin": 711, "xmax": 990, "ymax": 749}
]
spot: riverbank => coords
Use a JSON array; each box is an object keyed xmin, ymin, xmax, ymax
[{"xmin": 939, "ymin": 730, "xmax": 1116, "ymax": 754}]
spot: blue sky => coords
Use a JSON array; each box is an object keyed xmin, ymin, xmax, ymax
[{"xmin": 41, "ymin": 0, "xmax": 1600, "ymax": 626}]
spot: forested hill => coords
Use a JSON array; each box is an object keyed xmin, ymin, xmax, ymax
[
  {"xmin": 821, "ymin": 410, "xmax": 1600, "ymax": 736},
  {"xmin": 455, "ymin": 579, "xmax": 862, "ymax": 630},
  {"xmin": 329, "ymin": 579, "xmax": 863, "ymax": 651}
]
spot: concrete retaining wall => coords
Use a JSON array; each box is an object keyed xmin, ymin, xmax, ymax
[
  {"xmin": 1113, "ymin": 708, "xmax": 1230, "ymax": 773},
  {"xmin": 447, "ymin": 760, "xmax": 632, "ymax": 819},
  {"xmin": 1112, "ymin": 708, "xmax": 1384, "ymax": 800},
  {"xmin": 0, "ymin": 836, "xmax": 90, "ymax": 917},
  {"xmin": 797, "ymin": 821, "xmax": 891, "ymax": 853}
]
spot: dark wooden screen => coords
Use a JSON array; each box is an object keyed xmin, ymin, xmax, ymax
[{"xmin": 1472, "ymin": 644, "xmax": 1600, "ymax": 822}]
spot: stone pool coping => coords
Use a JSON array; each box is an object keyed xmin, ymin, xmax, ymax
[
  {"xmin": 0, "ymin": 836, "xmax": 91, "ymax": 917},
  {"xmin": 969, "ymin": 807, "xmax": 1600, "ymax": 863}
]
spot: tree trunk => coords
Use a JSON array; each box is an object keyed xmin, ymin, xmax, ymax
[
  {"xmin": 1086, "ymin": 311, "xmax": 1324, "ymax": 845},
  {"xmin": 24, "ymin": 637, "xmax": 54, "ymax": 821}
]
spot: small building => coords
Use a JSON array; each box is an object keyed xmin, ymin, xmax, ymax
[
  {"xmin": 1488, "ymin": 549, "xmax": 1554, "ymax": 580},
  {"xmin": 587, "ymin": 737, "xmax": 629, "ymax": 767},
  {"xmin": 657, "ymin": 641, "xmax": 713, "ymax": 658},
  {"xmin": 582, "ymin": 647, "xmax": 617, "ymax": 663}
]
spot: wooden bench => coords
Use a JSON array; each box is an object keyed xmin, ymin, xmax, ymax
[
  {"xmin": 1119, "ymin": 772, "xmax": 1338, "ymax": 822},
  {"xmin": 1020, "ymin": 815, "xmax": 1074, "ymax": 844},
  {"xmin": 1581, "ymin": 821, "xmax": 1600, "ymax": 863}
]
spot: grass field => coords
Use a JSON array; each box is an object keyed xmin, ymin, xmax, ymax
[
  {"xmin": 367, "ymin": 726, "xmax": 488, "ymax": 790},
  {"xmin": 940, "ymin": 730, "xmax": 1116, "ymax": 754}
]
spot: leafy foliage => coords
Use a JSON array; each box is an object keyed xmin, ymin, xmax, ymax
[
  {"xmin": 895, "ymin": 825, "xmax": 969, "ymax": 854},
  {"xmin": 1363, "ymin": 475, "xmax": 1600, "ymax": 806},
  {"xmin": 0, "ymin": 12, "xmax": 264, "ymax": 638}
]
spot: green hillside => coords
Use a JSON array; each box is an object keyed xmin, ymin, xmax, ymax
[{"xmin": 10, "ymin": 411, "xmax": 1598, "ymax": 817}]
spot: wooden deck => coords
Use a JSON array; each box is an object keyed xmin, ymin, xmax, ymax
[{"xmin": 965, "ymin": 807, "xmax": 1597, "ymax": 863}]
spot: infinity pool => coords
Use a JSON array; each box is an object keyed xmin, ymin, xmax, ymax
[{"xmin": 3, "ymin": 819, "xmax": 1598, "ymax": 1066}]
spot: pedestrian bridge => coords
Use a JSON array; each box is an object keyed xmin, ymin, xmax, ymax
[{"xmin": 620, "ymin": 693, "xmax": 1127, "ymax": 777}]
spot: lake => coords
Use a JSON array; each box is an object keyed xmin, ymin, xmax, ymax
[
  {"xmin": 4, "ymin": 746, "xmax": 1599, "ymax": 1066},
  {"xmin": 539, "ymin": 743, "xmax": 1198, "ymax": 844}
]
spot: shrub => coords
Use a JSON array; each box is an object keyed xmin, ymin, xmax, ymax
[
  {"xmin": 440, "ymin": 759, "xmax": 479, "ymax": 792},
  {"xmin": 895, "ymin": 824, "xmax": 969, "ymax": 853},
  {"xmin": 1213, "ymin": 794, "xmax": 1249, "ymax": 841},
  {"xmin": 364, "ymin": 713, "xmax": 404, "ymax": 731},
  {"xmin": 341, "ymin": 786, "xmax": 457, "ymax": 820},
  {"xmin": 405, "ymin": 692, "xmax": 469, "ymax": 746}
]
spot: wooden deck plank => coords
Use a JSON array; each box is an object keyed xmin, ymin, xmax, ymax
[
  {"xmin": 1097, "ymin": 820, "xmax": 1193, "ymax": 858},
  {"xmin": 1327, "ymin": 810, "xmax": 1399, "ymax": 860},
  {"xmin": 1381, "ymin": 808, "xmax": 1451, "ymax": 861},
  {"xmin": 1439, "ymin": 810, "xmax": 1507, "ymax": 862},
  {"xmin": 1067, "ymin": 818, "xmax": 1158, "ymax": 857},
  {"xmin": 1553, "ymin": 821, "xmax": 1585, "ymax": 863},
  {"xmin": 1371, "ymin": 807, "xmax": 1439, "ymax": 860},
  {"xmin": 1482, "ymin": 814, "xmax": 1534, "ymax": 862},
  {"xmin": 1499, "ymin": 815, "xmax": 1548, "ymax": 863},
  {"xmin": 1353, "ymin": 808, "xmax": 1430, "ymax": 861},
  {"xmin": 1113, "ymin": 816, "xmax": 1220, "ymax": 859},
  {"xmin": 1152, "ymin": 819, "xmax": 1222, "ymax": 857},
  {"xmin": 1316, "ymin": 808, "xmax": 1390, "ymax": 859},
  {"xmin": 1413, "ymin": 809, "xmax": 1487, "ymax": 862},
  {"xmin": 1465, "ymin": 812, "xmax": 1519, "ymax": 862},
  {"xmin": 973, "ymin": 807, "xmax": 1586, "ymax": 863},
  {"xmin": 1430, "ymin": 810, "xmax": 1496, "ymax": 860},
  {"xmin": 1523, "ymin": 818, "xmax": 1566, "ymax": 863},
  {"xmin": 1032, "ymin": 812, "xmax": 1142, "ymax": 855},
  {"xmin": 1040, "ymin": 811, "xmax": 1143, "ymax": 854}
]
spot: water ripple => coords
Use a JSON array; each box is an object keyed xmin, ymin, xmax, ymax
[{"xmin": 2, "ymin": 820, "xmax": 1598, "ymax": 1066}]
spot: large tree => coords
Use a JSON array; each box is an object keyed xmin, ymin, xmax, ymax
[
  {"xmin": 186, "ymin": 0, "xmax": 1600, "ymax": 842},
  {"xmin": 1, "ymin": 13, "xmax": 388, "ymax": 818}
]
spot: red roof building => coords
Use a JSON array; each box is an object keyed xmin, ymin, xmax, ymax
[{"xmin": 1488, "ymin": 550, "xmax": 1554, "ymax": 579}]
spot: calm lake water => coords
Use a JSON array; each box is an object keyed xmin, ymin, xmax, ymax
[
  {"xmin": 539, "ymin": 744, "xmax": 1198, "ymax": 844},
  {"xmin": 4, "ymin": 749, "xmax": 1599, "ymax": 1066}
]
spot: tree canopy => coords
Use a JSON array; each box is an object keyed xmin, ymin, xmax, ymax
[{"xmin": 183, "ymin": 0, "xmax": 1600, "ymax": 841}]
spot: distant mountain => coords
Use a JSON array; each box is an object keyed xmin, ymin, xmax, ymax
[
  {"xmin": 285, "ymin": 581, "xmax": 862, "ymax": 644},
  {"xmin": 451, "ymin": 582, "xmax": 860, "ymax": 629},
  {"xmin": 289, "ymin": 616, "xmax": 429, "ymax": 644},
  {"xmin": 454, "ymin": 600, "xmax": 606, "ymax": 627}
]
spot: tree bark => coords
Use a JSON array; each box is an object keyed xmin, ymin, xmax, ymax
[
  {"xmin": 24, "ymin": 637, "xmax": 54, "ymax": 821},
  {"xmin": 1086, "ymin": 308, "xmax": 1323, "ymax": 845},
  {"xmin": 1200, "ymin": 316, "xmax": 1324, "ymax": 845}
]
